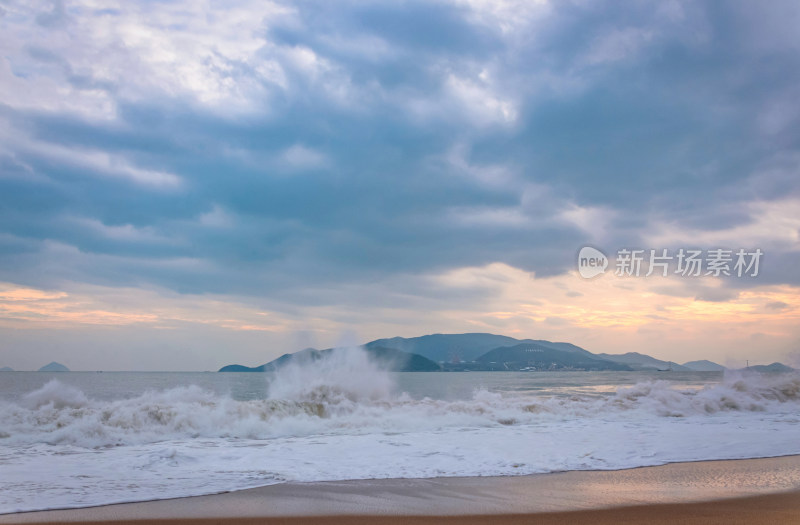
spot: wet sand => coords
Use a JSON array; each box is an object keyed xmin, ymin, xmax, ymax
[{"xmin": 2, "ymin": 456, "xmax": 800, "ymax": 524}]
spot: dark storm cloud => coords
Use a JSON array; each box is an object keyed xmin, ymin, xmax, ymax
[{"xmin": 1, "ymin": 0, "xmax": 799, "ymax": 303}]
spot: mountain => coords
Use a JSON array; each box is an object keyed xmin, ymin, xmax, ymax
[
  {"xmin": 367, "ymin": 346, "xmax": 442, "ymax": 371},
  {"xmin": 366, "ymin": 333, "xmax": 595, "ymax": 363},
  {"xmin": 682, "ymin": 360, "xmax": 726, "ymax": 372},
  {"xmin": 522, "ymin": 340, "xmax": 596, "ymax": 358},
  {"xmin": 219, "ymin": 346, "xmax": 440, "ymax": 372},
  {"xmin": 366, "ymin": 333, "xmax": 521, "ymax": 362},
  {"xmin": 596, "ymin": 352, "xmax": 689, "ymax": 371},
  {"xmin": 218, "ymin": 364, "xmax": 264, "ymax": 372},
  {"xmin": 220, "ymin": 333, "xmax": 755, "ymax": 374},
  {"xmin": 745, "ymin": 362, "xmax": 795, "ymax": 373},
  {"xmin": 220, "ymin": 348, "xmax": 324, "ymax": 372},
  {"xmin": 0, "ymin": 367, "xmax": 13, "ymax": 372},
  {"xmin": 475, "ymin": 343, "xmax": 632, "ymax": 371},
  {"xmin": 38, "ymin": 362, "xmax": 69, "ymax": 372}
]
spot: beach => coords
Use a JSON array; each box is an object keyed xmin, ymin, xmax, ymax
[
  {"xmin": 3, "ymin": 370, "xmax": 799, "ymax": 521},
  {"xmin": 3, "ymin": 456, "xmax": 799, "ymax": 524},
  {"xmin": 4, "ymin": 0, "xmax": 800, "ymax": 520}
]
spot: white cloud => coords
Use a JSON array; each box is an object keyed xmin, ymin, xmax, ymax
[
  {"xmin": 582, "ymin": 27, "xmax": 655, "ymax": 66},
  {"xmin": 198, "ymin": 204, "xmax": 235, "ymax": 228},
  {"xmin": 445, "ymin": 72, "xmax": 518, "ymax": 125},
  {"xmin": 66, "ymin": 216, "xmax": 172, "ymax": 243},
  {"xmin": 646, "ymin": 198, "xmax": 800, "ymax": 250},
  {"xmin": 282, "ymin": 144, "xmax": 328, "ymax": 170},
  {"xmin": 6, "ymin": 133, "xmax": 182, "ymax": 188},
  {"xmin": 456, "ymin": 0, "xmax": 551, "ymax": 35},
  {"xmin": 447, "ymin": 206, "xmax": 530, "ymax": 228},
  {"xmin": 439, "ymin": 143, "xmax": 517, "ymax": 188},
  {"xmin": 0, "ymin": 0, "xmax": 294, "ymax": 118},
  {"xmin": 558, "ymin": 204, "xmax": 617, "ymax": 243}
]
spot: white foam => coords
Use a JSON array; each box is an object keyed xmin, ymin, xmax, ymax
[
  {"xmin": 1, "ymin": 349, "xmax": 799, "ymax": 514},
  {"xmin": 21, "ymin": 379, "xmax": 89, "ymax": 409},
  {"xmin": 267, "ymin": 345, "xmax": 396, "ymax": 403}
]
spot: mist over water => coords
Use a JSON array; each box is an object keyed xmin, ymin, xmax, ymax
[
  {"xmin": 267, "ymin": 346, "xmax": 396, "ymax": 403},
  {"xmin": 1, "ymin": 346, "xmax": 799, "ymax": 513}
]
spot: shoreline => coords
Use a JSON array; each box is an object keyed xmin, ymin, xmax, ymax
[
  {"xmin": 2, "ymin": 493, "xmax": 799, "ymax": 525},
  {"xmin": 2, "ymin": 455, "xmax": 800, "ymax": 523}
]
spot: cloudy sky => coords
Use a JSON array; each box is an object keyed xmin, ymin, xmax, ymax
[{"xmin": 1, "ymin": 0, "xmax": 799, "ymax": 371}]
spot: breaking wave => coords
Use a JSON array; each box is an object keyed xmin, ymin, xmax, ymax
[{"xmin": 2, "ymin": 348, "xmax": 798, "ymax": 449}]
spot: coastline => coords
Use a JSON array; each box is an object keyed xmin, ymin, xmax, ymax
[
  {"xmin": 2, "ymin": 455, "xmax": 800, "ymax": 524},
  {"xmin": 1, "ymin": 495, "xmax": 798, "ymax": 525}
]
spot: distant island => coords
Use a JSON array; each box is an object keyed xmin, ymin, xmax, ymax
[
  {"xmin": 220, "ymin": 333, "xmax": 796, "ymax": 373},
  {"xmin": 0, "ymin": 366, "xmax": 13, "ymax": 372},
  {"xmin": 38, "ymin": 362, "xmax": 70, "ymax": 372},
  {"xmin": 220, "ymin": 346, "xmax": 440, "ymax": 372},
  {"xmin": 474, "ymin": 343, "xmax": 629, "ymax": 371},
  {"xmin": 746, "ymin": 362, "xmax": 795, "ymax": 373},
  {"xmin": 682, "ymin": 360, "xmax": 727, "ymax": 372}
]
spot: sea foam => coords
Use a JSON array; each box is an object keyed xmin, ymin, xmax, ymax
[
  {"xmin": 1, "ymin": 350, "xmax": 799, "ymax": 448},
  {"xmin": 1, "ymin": 347, "xmax": 799, "ymax": 513}
]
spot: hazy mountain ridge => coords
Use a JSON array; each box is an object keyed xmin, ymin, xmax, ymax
[
  {"xmin": 38, "ymin": 362, "xmax": 69, "ymax": 372},
  {"xmin": 217, "ymin": 333, "xmax": 793, "ymax": 374},
  {"xmin": 363, "ymin": 334, "xmax": 792, "ymax": 372},
  {"xmin": 745, "ymin": 362, "xmax": 794, "ymax": 373},
  {"xmin": 219, "ymin": 346, "xmax": 440, "ymax": 372},
  {"xmin": 475, "ymin": 343, "xmax": 631, "ymax": 371},
  {"xmin": 368, "ymin": 334, "xmax": 680, "ymax": 370},
  {"xmin": 365, "ymin": 333, "xmax": 597, "ymax": 362},
  {"xmin": 595, "ymin": 352, "xmax": 690, "ymax": 371},
  {"xmin": 365, "ymin": 333, "xmax": 521, "ymax": 362},
  {"xmin": 683, "ymin": 360, "xmax": 727, "ymax": 372}
]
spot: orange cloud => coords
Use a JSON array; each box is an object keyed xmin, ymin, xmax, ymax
[
  {"xmin": 425, "ymin": 263, "xmax": 800, "ymax": 364},
  {"xmin": 0, "ymin": 282, "xmax": 288, "ymax": 332}
]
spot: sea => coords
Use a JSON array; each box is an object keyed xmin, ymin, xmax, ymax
[{"xmin": 1, "ymin": 347, "xmax": 799, "ymax": 514}]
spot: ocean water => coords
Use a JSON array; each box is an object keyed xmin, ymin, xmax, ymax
[{"xmin": 1, "ymin": 347, "xmax": 799, "ymax": 514}]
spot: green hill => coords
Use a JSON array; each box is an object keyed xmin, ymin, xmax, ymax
[
  {"xmin": 475, "ymin": 343, "xmax": 631, "ymax": 371},
  {"xmin": 745, "ymin": 362, "xmax": 795, "ymax": 373},
  {"xmin": 38, "ymin": 362, "xmax": 69, "ymax": 372},
  {"xmin": 219, "ymin": 346, "xmax": 439, "ymax": 372},
  {"xmin": 596, "ymin": 352, "xmax": 690, "ymax": 371},
  {"xmin": 366, "ymin": 333, "xmax": 595, "ymax": 363},
  {"xmin": 682, "ymin": 360, "xmax": 726, "ymax": 372}
]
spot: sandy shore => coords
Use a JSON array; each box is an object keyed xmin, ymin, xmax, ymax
[
  {"xmin": 2, "ymin": 456, "xmax": 800, "ymax": 524},
  {"xmin": 2, "ymin": 494, "xmax": 798, "ymax": 525}
]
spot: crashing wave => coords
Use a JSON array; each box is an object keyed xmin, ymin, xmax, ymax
[{"xmin": 1, "ymin": 348, "xmax": 798, "ymax": 448}]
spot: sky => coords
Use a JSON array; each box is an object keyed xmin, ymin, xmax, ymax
[{"xmin": 0, "ymin": 0, "xmax": 799, "ymax": 371}]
